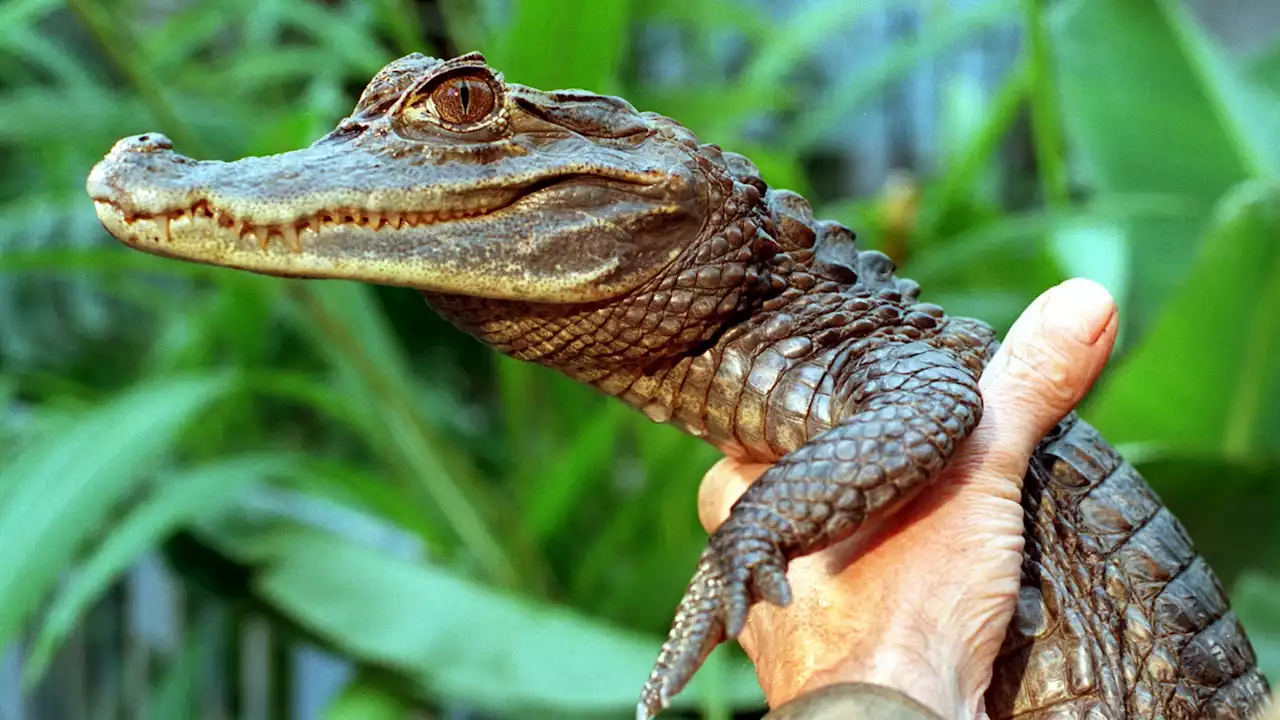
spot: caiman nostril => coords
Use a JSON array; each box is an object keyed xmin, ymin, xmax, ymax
[{"xmin": 111, "ymin": 133, "xmax": 174, "ymax": 155}]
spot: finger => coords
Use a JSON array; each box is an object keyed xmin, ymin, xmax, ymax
[
  {"xmin": 976, "ymin": 277, "xmax": 1118, "ymax": 470},
  {"xmin": 698, "ymin": 458, "xmax": 768, "ymax": 533}
]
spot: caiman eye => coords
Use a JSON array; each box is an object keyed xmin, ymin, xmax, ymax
[
  {"xmin": 394, "ymin": 65, "xmax": 505, "ymax": 139},
  {"xmin": 430, "ymin": 74, "xmax": 497, "ymax": 125}
]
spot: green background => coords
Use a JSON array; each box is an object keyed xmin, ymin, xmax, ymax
[{"xmin": 1, "ymin": 0, "xmax": 1277, "ymax": 717}]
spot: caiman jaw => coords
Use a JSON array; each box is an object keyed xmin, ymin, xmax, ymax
[
  {"xmin": 94, "ymin": 191, "xmax": 501, "ymax": 252},
  {"xmin": 88, "ymin": 131, "xmax": 701, "ymax": 303},
  {"xmin": 92, "ymin": 198, "xmax": 500, "ymax": 254}
]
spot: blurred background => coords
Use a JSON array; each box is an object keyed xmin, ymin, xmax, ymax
[{"xmin": 1, "ymin": 0, "xmax": 1278, "ymax": 718}]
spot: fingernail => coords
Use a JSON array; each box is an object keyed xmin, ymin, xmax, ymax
[{"xmin": 1041, "ymin": 278, "xmax": 1116, "ymax": 345}]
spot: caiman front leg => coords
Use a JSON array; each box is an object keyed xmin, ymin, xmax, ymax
[{"xmin": 637, "ymin": 337, "xmax": 987, "ymax": 719}]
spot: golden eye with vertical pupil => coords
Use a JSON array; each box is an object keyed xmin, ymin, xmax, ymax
[
  {"xmin": 428, "ymin": 72, "xmax": 497, "ymax": 126},
  {"xmin": 393, "ymin": 66, "xmax": 504, "ymax": 138}
]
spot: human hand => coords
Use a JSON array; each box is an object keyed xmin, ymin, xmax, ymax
[{"xmin": 697, "ymin": 278, "xmax": 1120, "ymax": 719}]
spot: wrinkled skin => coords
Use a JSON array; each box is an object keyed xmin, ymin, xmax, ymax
[{"xmin": 88, "ymin": 53, "xmax": 1271, "ymax": 719}]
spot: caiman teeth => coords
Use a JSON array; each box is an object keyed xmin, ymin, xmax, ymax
[
  {"xmin": 97, "ymin": 201, "xmax": 495, "ymax": 252},
  {"xmin": 280, "ymin": 224, "xmax": 300, "ymax": 252}
]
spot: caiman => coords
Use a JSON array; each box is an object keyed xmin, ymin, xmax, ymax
[{"xmin": 86, "ymin": 52, "xmax": 1271, "ymax": 719}]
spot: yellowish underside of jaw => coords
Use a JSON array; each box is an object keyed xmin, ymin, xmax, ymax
[{"xmin": 92, "ymin": 200, "xmax": 626, "ymax": 302}]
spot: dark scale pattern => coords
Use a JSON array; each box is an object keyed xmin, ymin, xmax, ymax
[{"xmin": 987, "ymin": 414, "xmax": 1270, "ymax": 719}]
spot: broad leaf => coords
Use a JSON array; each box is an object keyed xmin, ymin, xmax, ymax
[
  {"xmin": 1049, "ymin": 0, "xmax": 1278, "ymax": 330},
  {"xmin": 201, "ymin": 519, "xmax": 764, "ymax": 716},
  {"xmin": 21, "ymin": 454, "xmax": 296, "ymax": 685},
  {"xmin": 1087, "ymin": 181, "xmax": 1280, "ymax": 458},
  {"xmin": 0, "ymin": 375, "xmax": 230, "ymax": 647},
  {"xmin": 283, "ymin": 283, "xmax": 515, "ymax": 587}
]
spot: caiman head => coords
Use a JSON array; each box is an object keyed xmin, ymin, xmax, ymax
[
  {"xmin": 88, "ymin": 51, "xmax": 721, "ymax": 302},
  {"xmin": 88, "ymin": 52, "xmax": 903, "ymax": 376}
]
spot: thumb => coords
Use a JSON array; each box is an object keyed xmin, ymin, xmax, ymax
[{"xmin": 974, "ymin": 277, "xmax": 1119, "ymax": 471}]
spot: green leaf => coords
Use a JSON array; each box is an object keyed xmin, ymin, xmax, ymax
[
  {"xmin": 1151, "ymin": 0, "xmax": 1279, "ymax": 177},
  {"xmin": 0, "ymin": 375, "xmax": 231, "ymax": 647},
  {"xmin": 21, "ymin": 454, "xmax": 295, "ymax": 685},
  {"xmin": 202, "ymin": 520, "xmax": 764, "ymax": 715},
  {"xmin": 0, "ymin": 0, "xmax": 61, "ymax": 27},
  {"xmin": 1133, "ymin": 454, "xmax": 1280, "ymax": 587},
  {"xmin": 0, "ymin": 87, "xmax": 148, "ymax": 146},
  {"xmin": 273, "ymin": 457, "xmax": 451, "ymax": 554},
  {"xmin": 366, "ymin": 0, "xmax": 429, "ymax": 60},
  {"xmin": 908, "ymin": 193, "xmax": 1196, "ymax": 288},
  {"xmin": 736, "ymin": 0, "xmax": 903, "ymax": 98},
  {"xmin": 925, "ymin": 62, "xmax": 1031, "ymax": 226},
  {"xmin": 572, "ymin": 420, "xmax": 719, "ymax": 628},
  {"xmin": 0, "ymin": 247, "xmax": 215, "ymax": 277},
  {"xmin": 1047, "ymin": 221, "xmax": 1130, "ymax": 314},
  {"xmin": 201, "ymin": 47, "xmax": 366, "ymax": 94},
  {"xmin": 0, "ymin": 25, "xmax": 97, "ymax": 90},
  {"xmin": 636, "ymin": 0, "xmax": 769, "ymax": 37},
  {"xmin": 1087, "ymin": 181, "xmax": 1280, "ymax": 458},
  {"xmin": 488, "ymin": 0, "xmax": 632, "ymax": 92},
  {"xmin": 271, "ymin": 2, "xmax": 389, "ymax": 75},
  {"xmin": 1049, "ymin": 0, "xmax": 1278, "ymax": 328},
  {"xmin": 1021, "ymin": 0, "xmax": 1069, "ymax": 206},
  {"xmin": 139, "ymin": 0, "xmax": 254, "ymax": 76}
]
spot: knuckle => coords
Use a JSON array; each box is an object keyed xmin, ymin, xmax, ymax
[{"xmin": 988, "ymin": 339, "xmax": 1080, "ymax": 413}]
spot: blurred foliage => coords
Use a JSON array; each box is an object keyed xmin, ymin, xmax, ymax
[{"xmin": 0, "ymin": 0, "xmax": 1277, "ymax": 717}]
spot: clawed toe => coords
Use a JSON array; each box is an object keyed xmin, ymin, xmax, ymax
[
  {"xmin": 723, "ymin": 579, "xmax": 751, "ymax": 637},
  {"xmin": 720, "ymin": 553, "xmax": 789, "ymax": 635},
  {"xmin": 711, "ymin": 525, "xmax": 792, "ymax": 629},
  {"xmin": 638, "ymin": 532, "xmax": 794, "ymax": 716},
  {"xmin": 752, "ymin": 562, "xmax": 792, "ymax": 607},
  {"xmin": 637, "ymin": 551, "xmax": 726, "ymax": 718}
]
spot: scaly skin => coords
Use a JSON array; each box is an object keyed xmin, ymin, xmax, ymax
[{"xmin": 86, "ymin": 53, "xmax": 1270, "ymax": 719}]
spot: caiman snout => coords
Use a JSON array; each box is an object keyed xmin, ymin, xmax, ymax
[{"xmin": 86, "ymin": 132, "xmax": 199, "ymax": 218}]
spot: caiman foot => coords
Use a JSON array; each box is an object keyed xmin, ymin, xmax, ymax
[{"xmin": 636, "ymin": 525, "xmax": 792, "ymax": 719}]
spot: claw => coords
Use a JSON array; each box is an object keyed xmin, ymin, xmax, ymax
[
  {"xmin": 724, "ymin": 581, "xmax": 751, "ymax": 637},
  {"xmin": 635, "ymin": 694, "xmax": 661, "ymax": 720},
  {"xmin": 753, "ymin": 563, "xmax": 793, "ymax": 607},
  {"xmin": 712, "ymin": 526, "xmax": 792, "ymax": 636},
  {"xmin": 638, "ymin": 552, "xmax": 726, "ymax": 718},
  {"xmin": 639, "ymin": 528, "xmax": 794, "ymax": 715}
]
